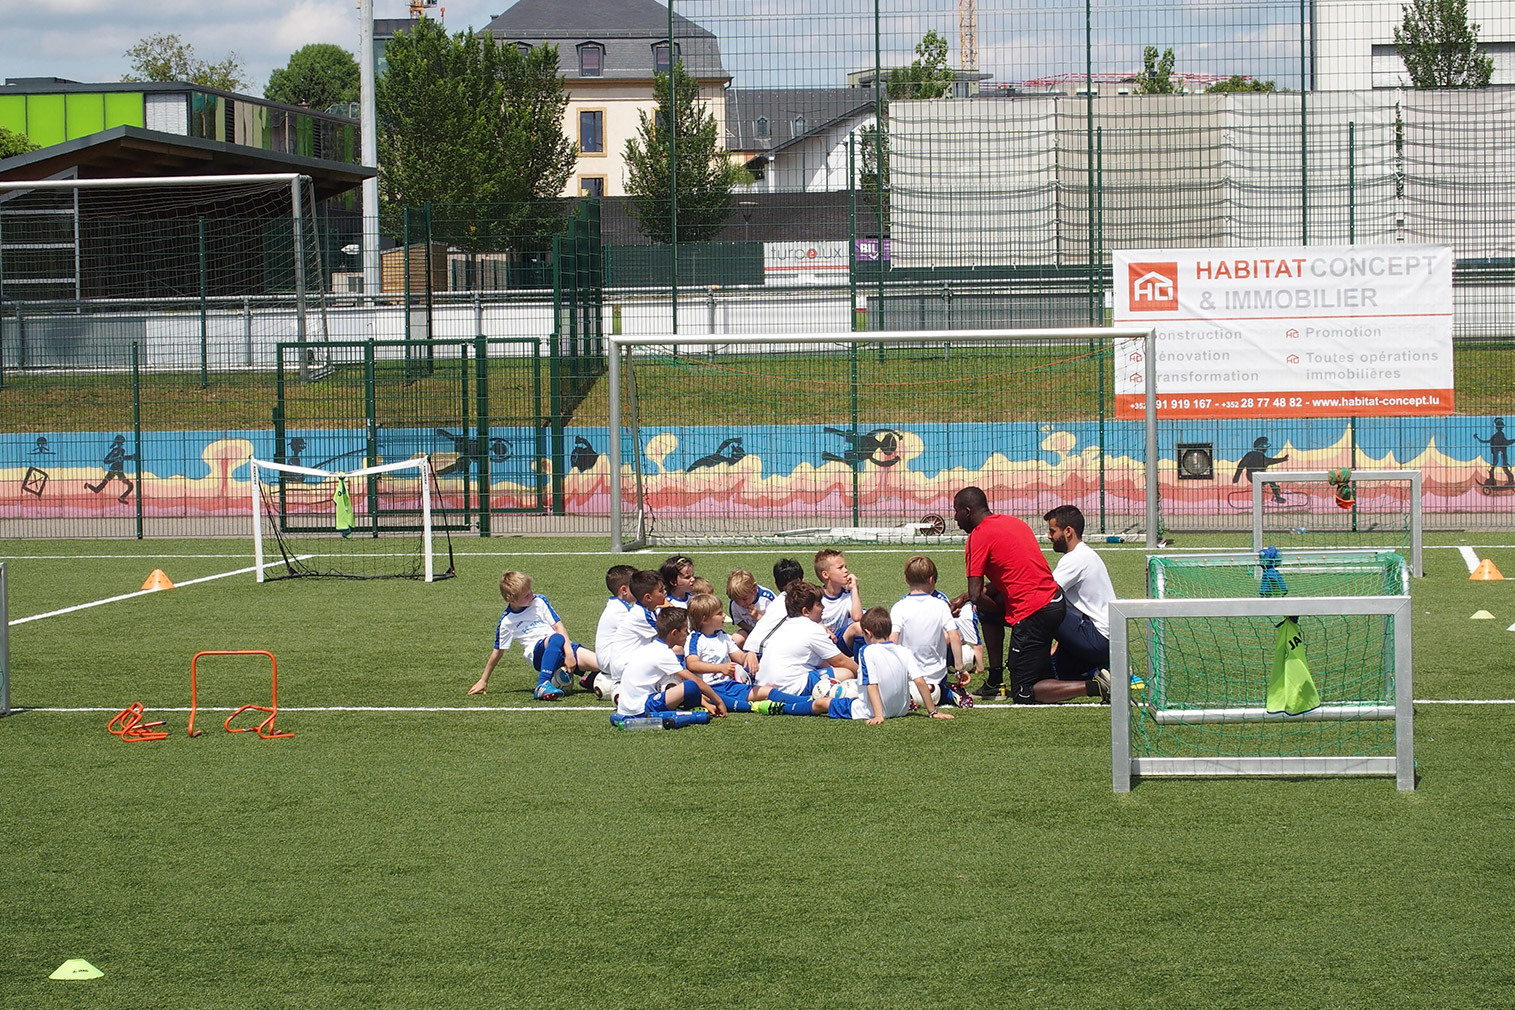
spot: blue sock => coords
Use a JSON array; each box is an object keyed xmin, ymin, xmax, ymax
[{"xmin": 767, "ymin": 688, "xmax": 812, "ymax": 707}]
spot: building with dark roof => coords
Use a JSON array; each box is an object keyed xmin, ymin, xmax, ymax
[{"xmin": 726, "ymin": 87, "xmax": 875, "ymax": 193}]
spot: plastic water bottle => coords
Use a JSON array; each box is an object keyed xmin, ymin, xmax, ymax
[{"xmin": 613, "ymin": 714, "xmax": 670, "ymax": 731}]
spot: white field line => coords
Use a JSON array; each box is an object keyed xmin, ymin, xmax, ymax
[
  {"xmin": 14, "ymin": 698, "xmax": 1515, "ymax": 715},
  {"xmin": 8, "ymin": 557, "xmax": 312, "ymax": 625},
  {"xmin": 1459, "ymin": 546, "xmax": 1481, "ymax": 573}
]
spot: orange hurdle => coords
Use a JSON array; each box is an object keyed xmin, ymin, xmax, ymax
[
  {"xmin": 107, "ymin": 701, "xmax": 168, "ymax": 742},
  {"xmin": 187, "ymin": 650, "xmax": 293, "ymax": 739}
]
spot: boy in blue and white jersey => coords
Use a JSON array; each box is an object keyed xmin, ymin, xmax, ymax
[
  {"xmin": 468, "ymin": 570, "xmax": 598, "ymax": 700},
  {"xmin": 592, "ymin": 564, "xmax": 637, "ymax": 691},
  {"xmin": 813, "ymin": 548, "xmax": 864, "ymax": 656},
  {"xmin": 891, "ymin": 555, "xmax": 971, "ymax": 708},
  {"xmin": 747, "ymin": 558, "xmax": 806, "ymax": 658},
  {"xmin": 754, "ymin": 607, "xmax": 954, "ymax": 723},
  {"xmin": 685, "ymin": 593, "xmax": 759, "ymax": 713},
  {"xmin": 725, "ymin": 568, "xmax": 774, "ymax": 645},
  {"xmin": 660, "ymin": 554, "xmax": 697, "ymax": 607},
  {"xmin": 601, "ymin": 569, "xmax": 667, "ymax": 688},
  {"xmin": 617, "ymin": 606, "xmax": 727, "ymax": 719}
]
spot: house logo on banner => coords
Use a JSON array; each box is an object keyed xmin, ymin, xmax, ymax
[
  {"xmin": 1112, "ymin": 244, "xmax": 1454, "ymax": 420},
  {"xmin": 1128, "ymin": 262, "xmax": 1179, "ymax": 311}
]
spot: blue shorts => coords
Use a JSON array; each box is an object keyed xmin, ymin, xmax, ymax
[
  {"xmin": 1050, "ymin": 608, "xmax": 1109, "ymax": 681},
  {"xmin": 645, "ymin": 679, "xmax": 701, "ymax": 714},
  {"xmin": 531, "ymin": 636, "xmax": 582, "ymax": 675},
  {"xmin": 826, "ymin": 697, "xmax": 855, "ymax": 720},
  {"xmin": 710, "ymin": 679, "xmax": 752, "ymax": 713},
  {"xmin": 830, "ymin": 629, "xmax": 860, "ymax": 658}
]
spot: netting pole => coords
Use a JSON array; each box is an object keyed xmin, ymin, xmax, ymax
[
  {"xmin": 132, "ymin": 341, "xmax": 144, "ymax": 540},
  {"xmin": 1299, "ymin": 0, "xmax": 1309, "ymax": 244},
  {"xmin": 475, "ymin": 334, "xmax": 491, "ymax": 537},
  {"xmin": 1144, "ymin": 328, "xmax": 1158, "ymax": 548},
  {"xmin": 198, "ymin": 217, "xmax": 208, "ymax": 389},
  {"xmin": 1, "ymin": 562, "xmax": 10, "ymax": 718},
  {"xmin": 668, "ymin": 0, "xmax": 678, "ymax": 338},
  {"xmin": 252, "ymin": 460, "xmax": 265, "ymax": 583},
  {"xmin": 609, "ymin": 341, "xmax": 623, "ymax": 551},
  {"xmin": 292, "ymin": 176, "xmax": 308, "ymax": 382}
]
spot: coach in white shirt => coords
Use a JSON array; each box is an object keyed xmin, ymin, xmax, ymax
[{"xmin": 1043, "ymin": 505, "xmax": 1115, "ymax": 680}]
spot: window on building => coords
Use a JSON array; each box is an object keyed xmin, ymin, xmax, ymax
[
  {"xmin": 517, "ymin": 42, "xmax": 533, "ymax": 56},
  {"xmin": 578, "ymin": 43, "xmax": 603, "ymax": 78},
  {"xmin": 755, "ymin": 116, "xmax": 770, "ymax": 139},
  {"xmin": 580, "ymin": 176, "xmax": 605, "ymax": 199},
  {"xmin": 579, "ymin": 109, "xmax": 604, "ymax": 154},
  {"xmin": 792, "ymin": 115, "xmax": 807, "ymax": 137},
  {"xmin": 653, "ymin": 42, "xmax": 681, "ymax": 75}
]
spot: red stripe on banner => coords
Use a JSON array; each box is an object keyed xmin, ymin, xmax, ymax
[{"xmin": 1115, "ymin": 388, "xmax": 1455, "ymax": 419}]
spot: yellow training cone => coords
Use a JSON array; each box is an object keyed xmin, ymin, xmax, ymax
[
  {"xmin": 1471, "ymin": 610, "xmax": 1495, "ymax": 620},
  {"xmin": 1470, "ymin": 559, "xmax": 1504, "ymax": 581},
  {"xmin": 141, "ymin": 569, "xmax": 175, "ymax": 591},
  {"xmin": 50, "ymin": 959, "xmax": 103, "ymax": 980}
]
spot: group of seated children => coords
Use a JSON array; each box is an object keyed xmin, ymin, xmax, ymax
[{"xmin": 468, "ymin": 549, "xmax": 985, "ymax": 726}]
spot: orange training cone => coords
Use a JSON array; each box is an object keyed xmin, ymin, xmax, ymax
[
  {"xmin": 141, "ymin": 569, "xmax": 175, "ymax": 591},
  {"xmin": 1470, "ymin": 559, "xmax": 1504, "ymax": 581}
]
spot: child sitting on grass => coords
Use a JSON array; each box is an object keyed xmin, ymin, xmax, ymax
[
  {"xmin": 814, "ymin": 548, "xmax": 864, "ymax": 656},
  {"xmin": 685, "ymin": 592, "xmax": 759, "ymax": 713},
  {"xmin": 660, "ymin": 554, "xmax": 697, "ymax": 606},
  {"xmin": 617, "ymin": 606, "xmax": 727, "ymax": 720},
  {"xmin": 725, "ymin": 568, "xmax": 775, "ymax": 645},
  {"xmin": 468, "ymin": 570, "xmax": 598, "ymax": 700},
  {"xmin": 754, "ymin": 607, "xmax": 952, "ymax": 724},
  {"xmin": 890, "ymin": 555, "xmax": 972, "ymax": 708}
]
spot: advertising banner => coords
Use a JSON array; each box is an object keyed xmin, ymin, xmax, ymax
[
  {"xmin": 763, "ymin": 241, "xmax": 849, "ymax": 286},
  {"xmin": 1112, "ymin": 245, "xmax": 1453, "ymax": 418}
]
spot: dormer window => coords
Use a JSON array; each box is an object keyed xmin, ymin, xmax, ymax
[
  {"xmin": 755, "ymin": 116, "xmax": 770, "ymax": 139},
  {"xmin": 653, "ymin": 42, "xmax": 681, "ymax": 75},
  {"xmin": 792, "ymin": 115, "xmax": 807, "ymax": 137},
  {"xmin": 578, "ymin": 42, "xmax": 604, "ymax": 78},
  {"xmin": 517, "ymin": 42, "xmax": 532, "ymax": 56}
]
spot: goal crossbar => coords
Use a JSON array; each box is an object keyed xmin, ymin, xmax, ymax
[
  {"xmin": 605, "ymin": 327, "xmax": 1160, "ymax": 551},
  {"xmin": 1251, "ymin": 469, "xmax": 1422, "ymax": 576},
  {"xmin": 1109, "ymin": 594, "xmax": 1414, "ymax": 792}
]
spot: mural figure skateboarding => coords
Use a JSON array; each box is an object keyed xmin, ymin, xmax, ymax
[{"xmin": 1232, "ymin": 435, "xmax": 1289, "ymax": 503}]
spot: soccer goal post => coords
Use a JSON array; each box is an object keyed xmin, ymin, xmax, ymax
[
  {"xmin": 606, "ymin": 327, "xmax": 1159, "ymax": 551},
  {"xmin": 0, "ymin": 562, "xmax": 8, "ymax": 718},
  {"xmin": 1251, "ymin": 469, "xmax": 1422, "ymax": 576},
  {"xmin": 1109, "ymin": 594, "xmax": 1414, "ymax": 792},
  {"xmin": 250, "ymin": 455, "xmax": 453, "ymax": 582}
]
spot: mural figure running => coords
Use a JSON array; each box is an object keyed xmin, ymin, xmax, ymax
[
  {"xmin": 1475, "ymin": 418, "xmax": 1513, "ymax": 487},
  {"xmin": 688, "ymin": 437, "xmax": 746, "ymax": 471},
  {"xmin": 85, "ymin": 435, "xmax": 135, "ymax": 503},
  {"xmin": 1232, "ymin": 435, "xmax": 1289, "ymax": 503},
  {"xmin": 821, "ymin": 427, "xmax": 903, "ymax": 469},
  {"xmin": 434, "ymin": 428, "xmax": 475, "ymax": 477}
]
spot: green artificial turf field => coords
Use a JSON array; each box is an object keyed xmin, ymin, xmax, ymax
[{"xmin": 2, "ymin": 536, "xmax": 1513, "ymax": 1008}]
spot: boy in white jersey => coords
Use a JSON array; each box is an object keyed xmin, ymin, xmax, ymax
[
  {"xmin": 592, "ymin": 564, "xmax": 637, "ymax": 694},
  {"xmin": 468, "ymin": 570, "xmax": 598, "ymax": 700},
  {"xmin": 725, "ymin": 568, "xmax": 775, "ymax": 645},
  {"xmin": 1044, "ymin": 505, "xmax": 1115, "ymax": 691},
  {"xmin": 890, "ymin": 555, "xmax": 973, "ymax": 708},
  {"xmin": 617, "ymin": 607, "xmax": 727, "ymax": 719},
  {"xmin": 660, "ymin": 554, "xmax": 697, "ymax": 607},
  {"xmin": 813, "ymin": 548, "xmax": 864, "ymax": 656},
  {"xmin": 685, "ymin": 593, "xmax": 758, "ymax": 713},
  {"xmin": 601, "ymin": 570, "xmax": 669, "ymax": 691},
  {"xmin": 746, "ymin": 558, "xmax": 806, "ymax": 658},
  {"xmin": 754, "ymin": 607, "xmax": 953, "ymax": 723},
  {"xmin": 750, "ymin": 581, "xmax": 858, "ymax": 704}
]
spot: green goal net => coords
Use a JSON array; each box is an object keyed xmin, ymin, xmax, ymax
[
  {"xmin": 1109, "ymin": 550, "xmax": 1413, "ymax": 791},
  {"xmin": 1251, "ymin": 469, "xmax": 1422, "ymax": 576}
]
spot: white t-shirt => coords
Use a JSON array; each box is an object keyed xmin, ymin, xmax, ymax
[
  {"xmin": 689, "ymin": 628, "xmax": 739, "ymax": 684},
  {"xmin": 820, "ymin": 587, "xmax": 857, "ymax": 638},
  {"xmin": 1052, "ymin": 541, "xmax": 1116, "ymax": 639},
  {"xmin": 595, "ymin": 597, "xmax": 632, "ymax": 662},
  {"xmin": 932, "ymin": 590, "xmax": 980, "ymax": 646},
  {"xmin": 728, "ymin": 585, "xmax": 774, "ymax": 632},
  {"xmin": 604, "ymin": 603, "xmax": 660, "ymax": 681},
  {"xmin": 890, "ymin": 591, "xmax": 956, "ymax": 683},
  {"xmin": 617, "ymin": 640, "xmax": 686, "ymax": 716},
  {"xmin": 849, "ymin": 641, "xmax": 917, "ymax": 721},
  {"xmin": 493, "ymin": 594, "xmax": 560, "ymax": 659},
  {"xmin": 756, "ymin": 617, "xmax": 839, "ymax": 694},
  {"xmin": 747, "ymin": 590, "xmax": 789, "ymax": 656}
]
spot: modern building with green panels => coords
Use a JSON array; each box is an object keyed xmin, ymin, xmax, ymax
[{"xmin": 0, "ymin": 79, "xmax": 359, "ymax": 166}]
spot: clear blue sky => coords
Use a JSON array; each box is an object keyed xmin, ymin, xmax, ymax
[{"xmin": 0, "ymin": 0, "xmax": 1306, "ymax": 97}]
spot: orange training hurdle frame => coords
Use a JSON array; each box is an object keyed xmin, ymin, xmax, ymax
[
  {"xmin": 107, "ymin": 701, "xmax": 169, "ymax": 742},
  {"xmin": 187, "ymin": 650, "xmax": 293, "ymax": 739}
]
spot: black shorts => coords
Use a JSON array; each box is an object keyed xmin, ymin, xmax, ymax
[{"xmin": 1007, "ymin": 594, "xmax": 1065, "ymax": 703}]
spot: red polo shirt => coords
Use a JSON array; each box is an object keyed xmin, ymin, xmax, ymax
[{"xmin": 965, "ymin": 513, "xmax": 1059, "ymax": 625}]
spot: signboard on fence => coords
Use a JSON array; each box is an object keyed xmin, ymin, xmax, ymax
[
  {"xmin": 1112, "ymin": 244, "xmax": 1454, "ymax": 419},
  {"xmin": 763, "ymin": 241, "xmax": 848, "ymax": 286}
]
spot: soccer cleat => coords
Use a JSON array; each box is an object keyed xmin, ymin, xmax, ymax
[
  {"xmin": 751, "ymin": 699, "xmax": 784, "ymax": 715},
  {"xmin": 579, "ymin": 671, "xmax": 597, "ymax": 693},
  {"xmin": 974, "ymin": 680, "xmax": 1006, "ymax": 700},
  {"xmin": 943, "ymin": 685, "xmax": 974, "ymax": 709},
  {"xmin": 533, "ymin": 681, "xmax": 564, "ymax": 701},
  {"xmin": 1093, "ymin": 669, "xmax": 1112, "ymax": 704}
]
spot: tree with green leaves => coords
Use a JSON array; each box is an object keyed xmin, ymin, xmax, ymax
[
  {"xmin": 623, "ymin": 62, "xmax": 739, "ymax": 244},
  {"xmin": 1206, "ymin": 75, "xmax": 1278, "ymax": 93},
  {"xmin": 1393, "ymin": 0, "xmax": 1493, "ymax": 88},
  {"xmin": 266, "ymin": 43, "xmax": 360, "ymax": 111},
  {"xmin": 0, "ymin": 126, "xmax": 38, "ymax": 159},
  {"xmin": 377, "ymin": 19, "xmax": 576, "ymax": 251},
  {"xmin": 886, "ymin": 29, "xmax": 956, "ymax": 100},
  {"xmin": 1136, "ymin": 46, "xmax": 1178, "ymax": 95},
  {"xmin": 122, "ymin": 33, "xmax": 249, "ymax": 91}
]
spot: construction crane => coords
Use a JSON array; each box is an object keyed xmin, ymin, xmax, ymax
[
  {"xmin": 959, "ymin": 0, "xmax": 978, "ymax": 72},
  {"xmin": 409, "ymin": 0, "xmax": 438, "ymax": 18}
]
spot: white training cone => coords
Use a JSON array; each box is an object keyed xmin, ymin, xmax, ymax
[{"xmin": 1470, "ymin": 610, "xmax": 1494, "ymax": 620}]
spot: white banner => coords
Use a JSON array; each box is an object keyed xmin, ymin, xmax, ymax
[
  {"xmin": 763, "ymin": 241, "xmax": 848, "ymax": 286},
  {"xmin": 1112, "ymin": 244, "xmax": 1453, "ymax": 418}
]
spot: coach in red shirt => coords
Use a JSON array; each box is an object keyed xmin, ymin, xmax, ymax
[{"xmin": 953, "ymin": 486, "xmax": 1109, "ymax": 704}]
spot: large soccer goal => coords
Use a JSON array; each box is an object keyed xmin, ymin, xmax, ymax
[
  {"xmin": 1251, "ymin": 469, "xmax": 1422, "ymax": 576},
  {"xmin": 1110, "ymin": 550, "xmax": 1414, "ymax": 792},
  {"xmin": 250, "ymin": 456, "xmax": 454, "ymax": 581},
  {"xmin": 605, "ymin": 328, "xmax": 1160, "ymax": 550}
]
